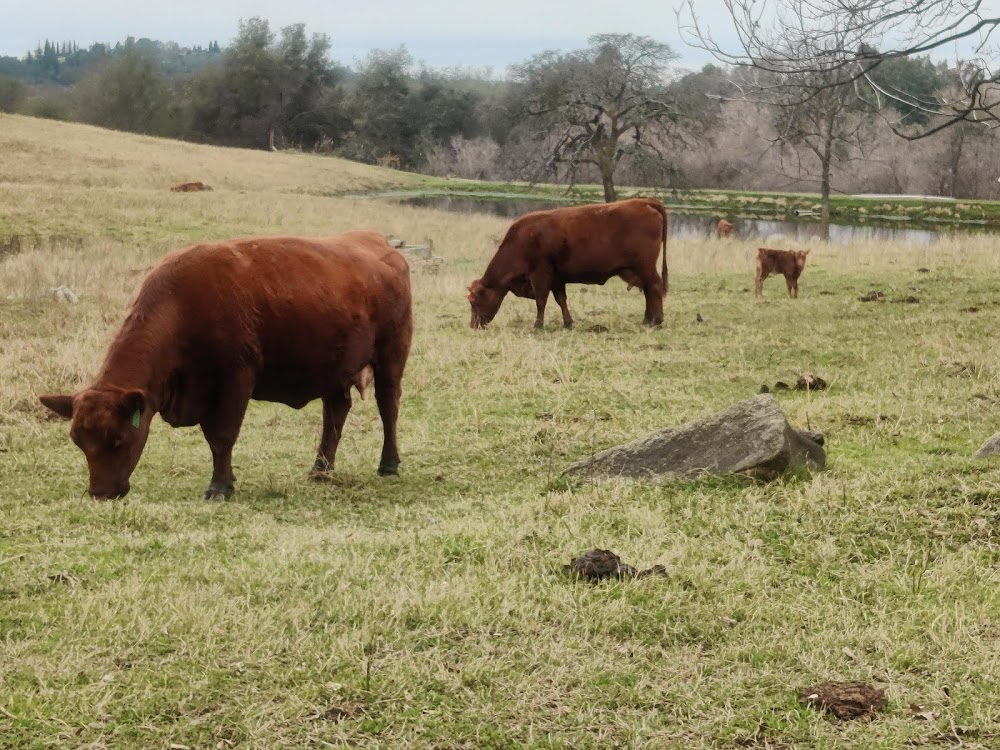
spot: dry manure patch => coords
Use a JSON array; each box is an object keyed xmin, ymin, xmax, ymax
[{"xmin": 797, "ymin": 681, "xmax": 887, "ymax": 721}]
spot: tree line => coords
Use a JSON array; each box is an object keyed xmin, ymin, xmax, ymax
[{"xmin": 3, "ymin": 14, "xmax": 1000, "ymax": 217}]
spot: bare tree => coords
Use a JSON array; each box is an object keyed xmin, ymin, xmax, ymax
[
  {"xmin": 673, "ymin": 14, "xmax": 874, "ymax": 237},
  {"xmin": 678, "ymin": 0, "xmax": 1000, "ymax": 138},
  {"xmin": 508, "ymin": 34, "xmax": 686, "ymax": 202}
]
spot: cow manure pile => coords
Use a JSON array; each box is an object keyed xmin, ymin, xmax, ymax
[
  {"xmin": 796, "ymin": 373, "xmax": 827, "ymax": 391},
  {"xmin": 859, "ymin": 290, "xmax": 885, "ymax": 302},
  {"xmin": 564, "ymin": 548, "xmax": 667, "ymax": 581},
  {"xmin": 892, "ymin": 295, "xmax": 920, "ymax": 304},
  {"xmin": 797, "ymin": 681, "xmax": 887, "ymax": 721},
  {"xmin": 760, "ymin": 373, "xmax": 826, "ymax": 394}
]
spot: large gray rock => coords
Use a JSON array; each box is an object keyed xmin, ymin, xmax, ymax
[
  {"xmin": 975, "ymin": 431, "xmax": 1000, "ymax": 457},
  {"xmin": 563, "ymin": 394, "xmax": 825, "ymax": 481}
]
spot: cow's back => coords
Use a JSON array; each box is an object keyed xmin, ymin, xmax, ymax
[
  {"xmin": 502, "ymin": 199, "xmax": 663, "ymax": 275},
  {"xmin": 136, "ymin": 232, "xmax": 411, "ymax": 406}
]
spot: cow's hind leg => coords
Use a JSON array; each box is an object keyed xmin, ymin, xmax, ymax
[
  {"xmin": 372, "ymin": 365, "xmax": 404, "ymax": 476},
  {"xmin": 553, "ymin": 283, "xmax": 573, "ymax": 328},
  {"xmin": 637, "ymin": 271, "xmax": 665, "ymax": 326},
  {"xmin": 309, "ymin": 390, "xmax": 352, "ymax": 481},
  {"xmin": 200, "ymin": 370, "xmax": 255, "ymax": 501},
  {"xmin": 786, "ymin": 275, "xmax": 798, "ymax": 298}
]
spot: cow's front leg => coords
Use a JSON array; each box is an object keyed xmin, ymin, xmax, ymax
[
  {"xmin": 553, "ymin": 283, "xmax": 573, "ymax": 328},
  {"xmin": 200, "ymin": 371, "xmax": 254, "ymax": 501},
  {"xmin": 754, "ymin": 268, "xmax": 766, "ymax": 299},
  {"xmin": 310, "ymin": 391, "xmax": 352, "ymax": 481}
]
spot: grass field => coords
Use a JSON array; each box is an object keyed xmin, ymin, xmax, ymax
[{"xmin": 3, "ymin": 116, "xmax": 1000, "ymax": 749}]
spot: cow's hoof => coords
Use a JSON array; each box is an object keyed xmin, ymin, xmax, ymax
[
  {"xmin": 203, "ymin": 481, "xmax": 234, "ymax": 501},
  {"xmin": 377, "ymin": 463, "xmax": 399, "ymax": 477},
  {"xmin": 563, "ymin": 321, "xmax": 574, "ymax": 329}
]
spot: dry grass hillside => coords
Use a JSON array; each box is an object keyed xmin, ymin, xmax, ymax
[{"xmin": 2, "ymin": 116, "xmax": 1000, "ymax": 749}]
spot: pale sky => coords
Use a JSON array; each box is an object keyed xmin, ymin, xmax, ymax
[{"xmin": 0, "ymin": 0, "xmax": 728, "ymax": 72}]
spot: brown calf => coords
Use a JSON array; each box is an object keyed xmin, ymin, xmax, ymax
[
  {"xmin": 755, "ymin": 247, "xmax": 809, "ymax": 299},
  {"xmin": 717, "ymin": 219, "xmax": 735, "ymax": 238}
]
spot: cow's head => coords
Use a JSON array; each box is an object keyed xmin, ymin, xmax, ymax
[
  {"xmin": 39, "ymin": 387, "xmax": 152, "ymax": 499},
  {"xmin": 793, "ymin": 249, "xmax": 809, "ymax": 276},
  {"xmin": 467, "ymin": 279, "xmax": 504, "ymax": 329}
]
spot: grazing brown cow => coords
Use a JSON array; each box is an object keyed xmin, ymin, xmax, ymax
[
  {"xmin": 717, "ymin": 219, "xmax": 735, "ymax": 238},
  {"xmin": 170, "ymin": 181, "xmax": 212, "ymax": 192},
  {"xmin": 38, "ymin": 231, "xmax": 413, "ymax": 500},
  {"xmin": 755, "ymin": 247, "xmax": 809, "ymax": 299},
  {"xmin": 467, "ymin": 198, "xmax": 668, "ymax": 329}
]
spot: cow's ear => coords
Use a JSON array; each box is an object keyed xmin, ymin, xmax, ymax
[
  {"xmin": 39, "ymin": 394, "xmax": 75, "ymax": 420},
  {"xmin": 117, "ymin": 389, "xmax": 147, "ymax": 425}
]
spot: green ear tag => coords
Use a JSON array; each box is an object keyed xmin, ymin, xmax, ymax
[{"xmin": 131, "ymin": 410, "xmax": 141, "ymax": 428}]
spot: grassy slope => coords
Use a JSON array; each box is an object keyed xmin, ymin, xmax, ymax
[{"xmin": 2, "ymin": 117, "xmax": 1000, "ymax": 749}]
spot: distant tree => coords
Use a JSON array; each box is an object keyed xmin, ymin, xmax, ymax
[
  {"xmin": 75, "ymin": 47, "xmax": 169, "ymax": 133},
  {"xmin": 188, "ymin": 17, "xmax": 344, "ymax": 150},
  {"xmin": 507, "ymin": 33, "xmax": 686, "ymax": 202},
  {"xmin": 0, "ymin": 75, "xmax": 26, "ymax": 112},
  {"xmin": 343, "ymin": 47, "xmax": 417, "ymax": 165},
  {"xmin": 678, "ymin": 0, "xmax": 1000, "ymax": 138}
]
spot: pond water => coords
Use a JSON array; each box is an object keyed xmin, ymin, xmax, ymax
[{"xmin": 397, "ymin": 194, "xmax": 992, "ymax": 247}]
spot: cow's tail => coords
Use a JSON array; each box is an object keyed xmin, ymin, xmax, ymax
[{"xmin": 651, "ymin": 199, "xmax": 668, "ymax": 297}]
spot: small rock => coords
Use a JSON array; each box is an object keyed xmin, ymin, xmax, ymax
[
  {"xmin": 759, "ymin": 384, "xmax": 770, "ymax": 394},
  {"xmin": 51, "ymin": 285, "xmax": 79, "ymax": 304},
  {"xmin": 975, "ymin": 430, "xmax": 1000, "ymax": 457},
  {"xmin": 798, "ymin": 681, "xmax": 887, "ymax": 721},
  {"xmin": 773, "ymin": 381, "xmax": 790, "ymax": 391}
]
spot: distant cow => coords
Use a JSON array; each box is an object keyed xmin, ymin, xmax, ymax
[
  {"xmin": 467, "ymin": 198, "xmax": 668, "ymax": 329},
  {"xmin": 170, "ymin": 181, "xmax": 212, "ymax": 192},
  {"xmin": 717, "ymin": 219, "xmax": 735, "ymax": 238},
  {"xmin": 39, "ymin": 231, "xmax": 413, "ymax": 500},
  {"xmin": 755, "ymin": 247, "xmax": 809, "ymax": 299}
]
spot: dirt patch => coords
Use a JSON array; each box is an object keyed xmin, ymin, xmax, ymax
[
  {"xmin": 798, "ymin": 681, "xmax": 886, "ymax": 721},
  {"xmin": 917, "ymin": 267, "xmax": 931, "ymax": 273},
  {"xmin": 564, "ymin": 549, "xmax": 667, "ymax": 581},
  {"xmin": 960, "ymin": 306, "xmax": 980, "ymax": 313},
  {"xmin": 844, "ymin": 414, "xmax": 894, "ymax": 426},
  {"xmin": 0, "ymin": 235, "xmax": 25, "ymax": 260},
  {"xmin": 859, "ymin": 290, "xmax": 885, "ymax": 302},
  {"xmin": 307, "ymin": 701, "xmax": 366, "ymax": 723},
  {"xmin": 893, "ymin": 296, "xmax": 920, "ymax": 304}
]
